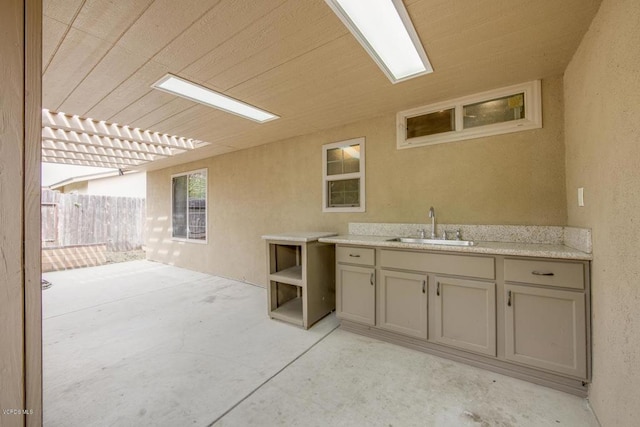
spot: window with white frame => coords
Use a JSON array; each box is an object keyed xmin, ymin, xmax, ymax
[
  {"xmin": 172, "ymin": 169, "xmax": 207, "ymax": 242},
  {"xmin": 397, "ymin": 80, "xmax": 542, "ymax": 149},
  {"xmin": 322, "ymin": 137, "xmax": 365, "ymax": 212}
]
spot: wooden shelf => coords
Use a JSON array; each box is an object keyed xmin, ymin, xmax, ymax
[
  {"xmin": 269, "ymin": 265, "xmax": 303, "ymax": 286},
  {"xmin": 270, "ymin": 297, "xmax": 303, "ymax": 326},
  {"xmin": 264, "ymin": 236, "xmax": 336, "ymax": 329}
]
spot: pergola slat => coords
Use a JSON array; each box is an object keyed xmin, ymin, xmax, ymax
[
  {"xmin": 41, "ymin": 135, "xmax": 171, "ymax": 157},
  {"xmin": 42, "ymin": 149, "xmax": 146, "ymax": 167},
  {"xmin": 41, "ymin": 141, "xmax": 160, "ymax": 162},
  {"xmin": 41, "ymin": 109, "xmax": 208, "ymax": 169}
]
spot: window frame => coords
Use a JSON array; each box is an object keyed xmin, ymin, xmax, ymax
[
  {"xmin": 170, "ymin": 168, "xmax": 208, "ymax": 244},
  {"xmin": 397, "ymin": 80, "xmax": 542, "ymax": 149},
  {"xmin": 322, "ymin": 137, "xmax": 366, "ymax": 213}
]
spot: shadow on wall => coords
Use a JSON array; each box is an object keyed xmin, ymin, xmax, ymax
[
  {"xmin": 42, "ymin": 244, "xmax": 107, "ymax": 272},
  {"xmin": 145, "ymin": 215, "xmax": 183, "ymax": 265}
]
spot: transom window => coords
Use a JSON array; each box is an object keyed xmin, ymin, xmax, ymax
[
  {"xmin": 397, "ymin": 80, "xmax": 542, "ymax": 149},
  {"xmin": 171, "ymin": 169, "xmax": 207, "ymax": 242},
  {"xmin": 322, "ymin": 138, "xmax": 365, "ymax": 212}
]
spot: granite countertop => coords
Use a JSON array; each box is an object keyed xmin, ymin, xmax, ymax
[
  {"xmin": 262, "ymin": 231, "xmax": 338, "ymax": 242},
  {"xmin": 318, "ymin": 235, "xmax": 592, "ymax": 260}
]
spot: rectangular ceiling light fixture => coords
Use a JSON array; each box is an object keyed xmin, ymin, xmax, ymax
[
  {"xmin": 152, "ymin": 74, "xmax": 279, "ymax": 123},
  {"xmin": 325, "ymin": 0, "xmax": 433, "ymax": 83}
]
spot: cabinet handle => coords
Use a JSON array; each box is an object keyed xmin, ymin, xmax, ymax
[
  {"xmin": 349, "ymin": 254, "xmax": 361, "ymax": 258},
  {"xmin": 507, "ymin": 290, "xmax": 512, "ymax": 307},
  {"xmin": 532, "ymin": 270, "xmax": 554, "ymax": 276},
  {"xmin": 436, "ymin": 282, "xmax": 440, "ymax": 296},
  {"xmin": 370, "ymin": 272, "xmax": 374, "ymax": 286},
  {"xmin": 422, "ymin": 280, "xmax": 426, "ymax": 294}
]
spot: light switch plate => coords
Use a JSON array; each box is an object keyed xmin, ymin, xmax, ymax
[{"xmin": 578, "ymin": 187, "xmax": 584, "ymax": 207}]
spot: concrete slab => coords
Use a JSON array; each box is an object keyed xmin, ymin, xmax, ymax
[
  {"xmin": 215, "ymin": 330, "xmax": 600, "ymax": 427},
  {"xmin": 43, "ymin": 261, "xmax": 338, "ymax": 426},
  {"xmin": 43, "ymin": 260, "xmax": 599, "ymax": 427}
]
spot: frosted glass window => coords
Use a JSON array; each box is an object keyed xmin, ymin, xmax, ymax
[
  {"xmin": 172, "ymin": 169, "xmax": 207, "ymax": 242},
  {"xmin": 463, "ymin": 93, "xmax": 524, "ymax": 129}
]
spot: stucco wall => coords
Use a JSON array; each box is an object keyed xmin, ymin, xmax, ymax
[
  {"xmin": 564, "ymin": 0, "xmax": 640, "ymax": 424},
  {"xmin": 87, "ymin": 172, "xmax": 146, "ymax": 198},
  {"xmin": 60, "ymin": 181, "xmax": 87, "ymax": 194},
  {"xmin": 146, "ymin": 76, "xmax": 566, "ymax": 285}
]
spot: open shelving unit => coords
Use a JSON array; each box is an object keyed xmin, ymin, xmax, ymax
[{"xmin": 262, "ymin": 232, "xmax": 337, "ymax": 329}]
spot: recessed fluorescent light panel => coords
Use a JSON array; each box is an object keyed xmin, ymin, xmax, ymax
[
  {"xmin": 325, "ymin": 0, "xmax": 433, "ymax": 83},
  {"xmin": 152, "ymin": 74, "xmax": 278, "ymax": 123}
]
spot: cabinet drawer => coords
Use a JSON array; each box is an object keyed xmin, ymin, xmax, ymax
[
  {"xmin": 380, "ymin": 250, "xmax": 494, "ymax": 279},
  {"xmin": 337, "ymin": 246, "xmax": 375, "ymax": 266},
  {"xmin": 504, "ymin": 259, "xmax": 584, "ymax": 290}
]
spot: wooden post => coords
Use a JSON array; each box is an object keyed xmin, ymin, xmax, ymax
[
  {"xmin": 25, "ymin": 0, "xmax": 43, "ymax": 425},
  {"xmin": 0, "ymin": 0, "xmax": 42, "ymax": 425}
]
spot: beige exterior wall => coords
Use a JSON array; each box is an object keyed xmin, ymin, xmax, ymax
[
  {"xmin": 147, "ymin": 76, "xmax": 566, "ymax": 285},
  {"xmin": 87, "ymin": 172, "xmax": 146, "ymax": 198},
  {"xmin": 564, "ymin": 0, "xmax": 640, "ymax": 425},
  {"xmin": 57, "ymin": 173, "xmax": 146, "ymax": 197},
  {"xmin": 60, "ymin": 181, "xmax": 88, "ymax": 194}
]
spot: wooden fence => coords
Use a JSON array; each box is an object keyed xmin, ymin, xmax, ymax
[{"xmin": 42, "ymin": 189, "xmax": 145, "ymax": 252}]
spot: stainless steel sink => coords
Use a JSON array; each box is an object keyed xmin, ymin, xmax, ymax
[{"xmin": 390, "ymin": 237, "xmax": 476, "ymax": 246}]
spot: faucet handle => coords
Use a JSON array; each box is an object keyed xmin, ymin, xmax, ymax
[
  {"xmin": 442, "ymin": 230, "xmax": 448, "ymax": 240},
  {"xmin": 417, "ymin": 228, "xmax": 426, "ymax": 239},
  {"xmin": 456, "ymin": 229, "xmax": 462, "ymax": 240}
]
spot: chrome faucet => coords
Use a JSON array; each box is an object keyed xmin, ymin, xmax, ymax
[{"xmin": 428, "ymin": 207, "xmax": 436, "ymax": 239}]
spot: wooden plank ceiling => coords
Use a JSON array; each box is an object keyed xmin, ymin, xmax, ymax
[{"xmin": 43, "ymin": 0, "xmax": 602, "ymax": 171}]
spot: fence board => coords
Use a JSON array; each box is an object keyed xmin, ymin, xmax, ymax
[{"xmin": 41, "ymin": 189, "xmax": 145, "ymax": 251}]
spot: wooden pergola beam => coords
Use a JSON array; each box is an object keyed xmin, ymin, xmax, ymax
[
  {"xmin": 41, "ymin": 141, "xmax": 160, "ymax": 163},
  {"xmin": 41, "ymin": 139, "xmax": 166, "ymax": 161},
  {"xmin": 43, "ymin": 110, "xmax": 199, "ymax": 150},
  {"xmin": 41, "ymin": 109, "xmax": 209, "ymax": 169},
  {"xmin": 42, "ymin": 150, "xmax": 146, "ymax": 168}
]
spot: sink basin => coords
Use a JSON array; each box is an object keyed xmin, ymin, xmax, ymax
[{"xmin": 390, "ymin": 237, "xmax": 476, "ymax": 246}]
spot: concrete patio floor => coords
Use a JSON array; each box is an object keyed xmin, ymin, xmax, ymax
[{"xmin": 43, "ymin": 260, "xmax": 599, "ymax": 426}]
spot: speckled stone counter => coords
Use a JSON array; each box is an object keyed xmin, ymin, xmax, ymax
[{"xmin": 318, "ymin": 234, "xmax": 592, "ymax": 260}]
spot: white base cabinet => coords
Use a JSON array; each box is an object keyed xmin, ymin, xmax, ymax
[
  {"xmin": 430, "ymin": 276, "xmax": 496, "ymax": 356},
  {"xmin": 336, "ymin": 246, "xmax": 376, "ymax": 326},
  {"xmin": 334, "ymin": 244, "xmax": 591, "ymax": 396},
  {"xmin": 336, "ymin": 264, "xmax": 375, "ymax": 326},
  {"xmin": 504, "ymin": 284, "xmax": 586, "ymax": 378},
  {"xmin": 378, "ymin": 270, "xmax": 427, "ymax": 339}
]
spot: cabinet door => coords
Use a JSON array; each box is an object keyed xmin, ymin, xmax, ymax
[
  {"xmin": 431, "ymin": 276, "xmax": 496, "ymax": 356},
  {"xmin": 336, "ymin": 264, "xmax": 375, "ymax": 326},
  {"xmin": 378, "ymin": 270, "xmax": 427, "ymax": 339},
  {"xmin": 504, "ymin": 284, "xmax": 586, "ymax": 378}
]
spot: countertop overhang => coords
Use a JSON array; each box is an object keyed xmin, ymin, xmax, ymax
[
  {"xmin": 318, "ymin": 235, "xmax": 592, "ymax": 260},
  {"xmin": 262, "ymin": 231, "xmax": 338, "ymax": 243}
]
